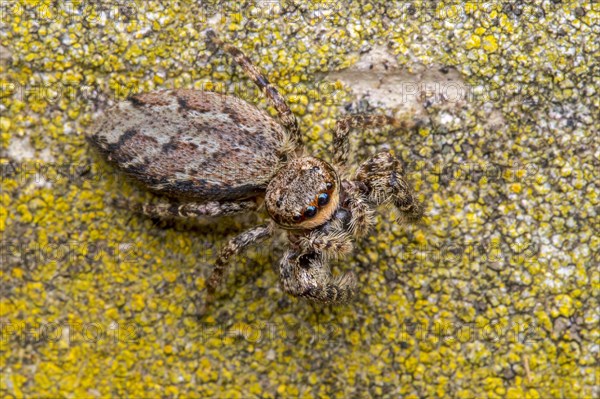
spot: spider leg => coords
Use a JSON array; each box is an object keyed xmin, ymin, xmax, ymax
[
  {"xmin": 355, "ymin": 152, "xmax": 423, "ymax": 223},
  {"xmin": 113, "ymin": 197, "xmax": 259, "ymax": 219},
  {"xmin": 295, "ymin": 229, "xmax": 354, "ymax": 259},
  {"xmin": 204, "ymin": 222, "xmax": 274, "ymax": 304},
  {"xmin": 332, "ymin": 114, "xmax": 401, "ymax": 166},
  {"xmin": 279, "ymin": 250, "xmax": 357, "ymax": 304},
  {"xmin": 206, "ymin": 30, "xmax": 301, "ymax": 149},
  {"xmin": 341, "ymin": 181, "xmax": 376, "ymax": 238}
]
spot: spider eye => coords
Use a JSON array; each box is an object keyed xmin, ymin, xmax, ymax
[
  {"xmin": 303, "ymin": 206, "xmax": 317, "ymax": 218},
  {"xmin": 325, "ymin": 182, "xmax": 334, "ymax": 190},
  {"xmin": 292, "ymin": 214, "xmax": 302, "ymax": 222},
  {"xmin": 317, "ymin": 193, "xmax": 329, "ymax": 207}
]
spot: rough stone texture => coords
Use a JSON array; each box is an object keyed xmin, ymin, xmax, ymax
[{"xmin": 0, "ymin": 1, "xmax": 598, "ymax": 398}]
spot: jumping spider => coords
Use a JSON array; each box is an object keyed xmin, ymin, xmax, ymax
[{"xmin": 88, "ymin": 30, "xmax": 423, "ymax": 311}]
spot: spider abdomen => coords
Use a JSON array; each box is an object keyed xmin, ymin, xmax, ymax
[{"xmin": 88, "ymin": 89, "xmax": 289, "ymax": 200}]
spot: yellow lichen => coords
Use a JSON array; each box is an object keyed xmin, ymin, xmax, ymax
[{"xmin": 1, "ymin": 1, "xmax": 597, "ymax": 397}]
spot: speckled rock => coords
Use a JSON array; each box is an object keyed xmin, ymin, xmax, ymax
[{"xmin": 1, "ymin": 1, "xmax": 598, "ymax": 398}]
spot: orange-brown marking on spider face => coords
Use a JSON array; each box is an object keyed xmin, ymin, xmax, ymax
[{"xmin": 296, "ymin": 185, "xmax": 340, "ymax": 229}]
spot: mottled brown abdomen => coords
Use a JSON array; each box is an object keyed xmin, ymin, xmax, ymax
[{"xmin": 88, "ymin": 90, "xmax": 290, "ymax": 200}]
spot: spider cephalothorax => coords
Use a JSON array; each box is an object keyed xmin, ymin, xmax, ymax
[
  {"xmin": 88, "ymin": 30, "xmax": 423, "ymax": 314},
  {"xmin": 265, "ymin": 157, "xmax": 340, "ymax": 230}
]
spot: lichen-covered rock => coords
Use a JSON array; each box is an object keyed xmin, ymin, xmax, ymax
[{"xmin": 1, "ymin": 1, "xmax": 597, "ymax": 398}]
